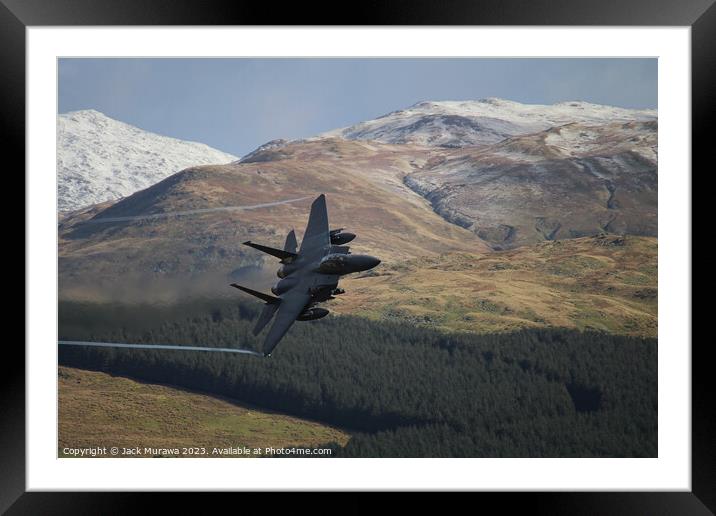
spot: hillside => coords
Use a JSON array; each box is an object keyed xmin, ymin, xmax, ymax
[
  {"xmin": 404, "ymin": 120, "xmax": 657, "ymax": 248},
  {"xmin": 58, "ymin": 110, "xmax": 237, "ymax": 212},
  {"xmin": 58, "ymin": 99, "xmax": 657, "ymax": 337},
  {"xmin": 58, "ymin": 366, "xmax": 348, "ymax": 457},
  {"xmin": 58, "ymin": 138, "xmax": 490, "ymax": 302},
  {"xmin": 334, "ymin": 234, "xmax": 657, "ymax": 337}
]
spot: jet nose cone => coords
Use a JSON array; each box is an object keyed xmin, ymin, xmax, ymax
[
  {"xmin": 344, "ymin": 254, "xmax": 382, "ymax": 273},
  {"xmin": 365, "ymin": 256, "xmax": 381, "ymax": 269}
]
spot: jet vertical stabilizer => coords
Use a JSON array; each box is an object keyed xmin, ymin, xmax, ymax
[{"xmin": 284, "ymin": 229, "xmax": 298, "ymax": 254}]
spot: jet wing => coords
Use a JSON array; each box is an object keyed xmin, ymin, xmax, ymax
[
  {"xmin": 299, "ymin": 194, "xmax": 330, "ymax": 255},
  {"xmin": 243, "ymin": 241, "xmax": 297, "ymax": 261},
  {"xmin": 262, "ymin": 287, "xmax": 311, "ymax": 356}
]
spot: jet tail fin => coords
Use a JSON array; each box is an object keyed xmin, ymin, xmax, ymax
[
  {"xmin": 230, "ymin": 283, "xmax": 280, "ymax": 304},
  {"xmin": 253, "ymin": 303, "xmax": 279, "ymax": 335},
  {"xmin": 299, "ymin": 194, "xmax": 329, "ymax": 253},
  {"xmin": 283, "ymin": 230, "xmax": 298, "ymax": 254},
  {"xmin": 243, "ymin": 241, "xmax": 297, "ymax": 262}
]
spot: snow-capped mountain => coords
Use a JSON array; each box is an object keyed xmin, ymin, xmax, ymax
[
  {"xmin": 319, "ymin": 98, "xmax": 657, "ymax": 147},
  {"xmin": 57, "ymin": 110, "xmax": 238, "ymax": 212}
]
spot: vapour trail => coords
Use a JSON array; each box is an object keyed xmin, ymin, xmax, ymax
[
  {"xmin": 80, "ymin": 196, "xmax": 312, "ymax": 224},
  {"xmin": 58, "ymin": 340, "xmax": 264, "ymax": 357}
]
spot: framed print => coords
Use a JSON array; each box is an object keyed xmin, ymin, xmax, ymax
[{"xmin": 8, "ymin": 0, "xmax": 710, "ymax": 512}]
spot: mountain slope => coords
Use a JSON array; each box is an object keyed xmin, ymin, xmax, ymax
[
  {"xmin": 404, "ymin": 120, "xmax": 657, "ymax": 248},
  {"xmin": 334, "ymin": 234, "xmax": 657, "ymax": 337},
  {"xmin": 57, "ymin": 110, "xmax": 238, "ymax": 212},
  {"xmin": 57, "ymin": 99, "xmax": 657, "ymax": 337},
  {"xmin": 320, "ymin": 98, "xmax": 656, "ymax": 147},
  {"xmin": 58, "ymin": 138, "xmax": 490, "ymax": 301}
]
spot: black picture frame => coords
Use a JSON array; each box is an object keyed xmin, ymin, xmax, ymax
[{"xmin": 7, "ymin": 0, "xmax": 709, "ymax": 512}]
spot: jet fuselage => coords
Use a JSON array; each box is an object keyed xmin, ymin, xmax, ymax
[
  {"xmin": 276, "ymin": 247, "xmax": 380, "ymax": 279},
  {"xmin": 233, "ymin": 194, "xmax": 380, "ymax": 356}
]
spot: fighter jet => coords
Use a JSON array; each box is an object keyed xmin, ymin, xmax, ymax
[{"xmin": 231, "ymin": 194, "xmax": 380, "ymax": 356}]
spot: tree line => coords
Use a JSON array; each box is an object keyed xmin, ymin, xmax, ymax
[{"xmin": 58, "ymin": 299, "xmax": 657, "ymax": 457}]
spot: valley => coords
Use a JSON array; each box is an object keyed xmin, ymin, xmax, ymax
[{"xmin": 53, "ymin": 62, "xmax": 660, "ymax": 459}]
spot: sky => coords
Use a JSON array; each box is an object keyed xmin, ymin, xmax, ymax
[{"xmin": 58, "ymin": 58, "xmax": 657, "ymax": 157}]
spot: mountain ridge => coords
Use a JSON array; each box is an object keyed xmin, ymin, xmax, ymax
[
  {"xmin": 57, "ymin": 109, "xmax": 238, "ymax": 212},
  {"xmin": 57, "ymin": 98, "xmax": 658, "ymax": 336},
  {"xmin": 315, "ymin": 97, "xmax": 656, "ymax": 148}
]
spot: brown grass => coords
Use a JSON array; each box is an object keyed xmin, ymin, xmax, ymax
[
  {"xmin": 58, "ymin": 366, "xmax": 349, "ymax": 458},
  {"xmin": 332, "ymin": 234, "xmax": 657, "ymax": 337}
]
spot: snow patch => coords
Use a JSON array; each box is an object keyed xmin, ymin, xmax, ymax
[
  {"xmin": 57, "ymin": 110, "xmax": 238, "ymax": 212},
  {"xmin": 315, "ymin": 98, "xmax": 656, "ymax": 148}
]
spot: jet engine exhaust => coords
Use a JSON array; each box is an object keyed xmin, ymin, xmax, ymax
[{"xmin": 58, "ymin": 340, "xmax": 264, "ymax": 356}]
